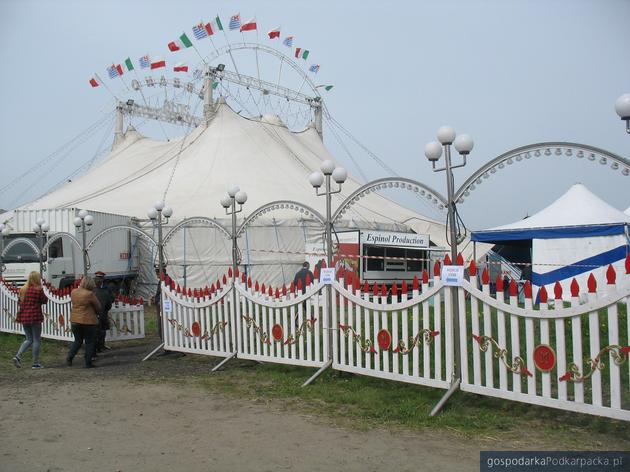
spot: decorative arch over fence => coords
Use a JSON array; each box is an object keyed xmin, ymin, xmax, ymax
[
  {"xmin": 454, "ymin": 142, "xmax": 630, "ymax": 203},
  {"xmin": 237, "ymin": 200, "xmax": 326, "ymax": 238},
  {"xmin": 163, "ymin": 217, "xmax": 231, "ymax": 245},
  {"xmin": 1, "ymin": 237, "xmax": 41, "ymax": 259},
  {"xmin": 87, "ymin": 225, "xmax": 158, "ymax": 251},
  {"xmin": 41, "ymin": 231, "xmax": 82, "ymax": 255}
]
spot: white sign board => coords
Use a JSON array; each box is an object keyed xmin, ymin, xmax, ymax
[
  {"xmin": 360, "ymin": 230, "xmax": 429, "ymax": 248},
  {"xmin": 162, "ymin": 299, "xmax": 173, "ymax": 314},
  {"xmin": 441, "ymin": 265, "xmax": 464, "ymax": 286},
  {"xmin": 320, "ymin": 268, "xmax": 336, "ymax": 285}
]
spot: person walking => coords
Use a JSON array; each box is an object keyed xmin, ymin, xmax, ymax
[
  {"xmin": 93, "ymin": 271, "xmax": 114, "ymax": 353},
  {"xmin": 67, "ymin": 276, "xmax": 101, "ymax": 368},
  {"xmin": 13, "ymin": 271, "xmax": 48, "ymax": 369},
  {"xmin": 293, "ymin": 261, "xmax": 314, "ymax": 294}
]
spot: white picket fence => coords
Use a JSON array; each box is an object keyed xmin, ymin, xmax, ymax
[
  {"xmin": 159, "ymin": 258, "xmax": 630, "ymax": 421},
  {"xmin": 0, "ymin": 280, "xmax": 145, "ymax": 342}
]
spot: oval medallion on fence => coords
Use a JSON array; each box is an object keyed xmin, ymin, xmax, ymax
[
  {"xmin": 191, "ymin": 322, "xmax": 201, "ymax": 337},
  {"xmin": 59, "ymin": 314, "xmax": 65, "ymax": 327},
  {"xmin": 272, "ymin": 324, "xmax": 283, "ymax": 341},
  {"xmin": 377, "ymin": 329, "xmax": 391, "ymax": 350},
  {"xmin": 533, "ymin": 344, "xmax": 556, "ymax": 372}
]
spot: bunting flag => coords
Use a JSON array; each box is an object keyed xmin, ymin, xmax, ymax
[
  {"xmin": 139, "ymin": 55, "xmax": 151, "ymax": 69},
  {"xmin": 308, "ymin": 64, "xmax": 320, "ymax": 74},
  {"xmin": 89, "ymin": 77, "xmax": 100, "ymax": 88},
  {"xmin": 124, "ymin": 57, "xmax": 134, "ymax": 72},
  {"xmin": 211, "ymin": 16, "xmax": 224, "ymax": 33},
  {"xmin": 282, "ymin": 36, "xmax": 294, "ymax": 47},
  {"xmin": 240, "ymin": 18, "xmax": 257, "ymax": 32},
  {"xmin": 316, "ymin": 85, "xmax": 334, "ymax": 91},
  {"xmin": 295, "ymin": 48, "xmax": 309, "ymax": 60},
  {"xmin": 107, "ymin": 64, "xmax": 123, "ymax": 78},
  {"xmin": 173, "ymin": 62, "xmax": 188, "ymax": 72},
  {"xmin": 229, "ymin": 13, "xmax": 241, "ymax": 30},
  {"xmin": 192, "ymin": 22, "xmax": 209, "ymax": 40},
  {"xmin": 268, "ymin": 27, "xmax": 280, "ymax": 39},
  {"xmin": 151, "ymin": 56, "xmax": 166, "ymax": 69},
  {"xmin": 168, "ymin": 33, "xmax": 193, "ymax": 52}
]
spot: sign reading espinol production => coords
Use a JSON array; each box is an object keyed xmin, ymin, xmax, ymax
[{"xmin": 360, "ymin": 231, "xmax": 429, "ymax": 248}]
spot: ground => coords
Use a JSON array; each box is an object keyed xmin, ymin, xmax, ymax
[{"xmin": 1, "ymin": 327, "xmax": 628, "ymax": 472}]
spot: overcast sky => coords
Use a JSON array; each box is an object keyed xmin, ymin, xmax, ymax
[{"xmin": 0, "ymin": 0, "xmax": 628, "ymax": 229}]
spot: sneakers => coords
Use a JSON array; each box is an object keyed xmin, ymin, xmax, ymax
[
  {"xmin": 12, "ymin": 356, "xmax": 21, "ymax": 368},
  {"xmin": 31, "ymin": 364, "xmax": 44, "ymax": 370}
]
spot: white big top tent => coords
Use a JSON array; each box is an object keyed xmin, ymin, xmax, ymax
[
  {"xmin": 471, "ymin": 183, "xmax": 630, "ymax": 299},
  {"xmin": 7, "ymin": 99, "xmax": 457, "ymax": 296}
]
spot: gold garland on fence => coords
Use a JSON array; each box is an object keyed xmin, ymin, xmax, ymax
[
  {"xmin": 3, "ymin": 307, "xmax": 17, "ymax": 323},
  {"xmin": 472, "ymin": 334, "xmax": 533, "ymax": 377},
  {"xmin": 338, "ymin": 324, "xmax": 377, "ymax": 353},
  {"xmin": 167, "ymin": 318, "xmax": 228, "ymax": 340},
  {"xmin": 241, "ymin": 315, "xmax": 271, "ymax": 345},
  {"xmin": 282, "ymin": 317, "xmax": 318, "ymax": 346},
  {"xmin": 108, "ymin": 316, "xmax": 134, "ymax": 335},
  {"xmin": 392, "ymin": 329, "xmax": 440, "ymax": 355},
  {"xmin": 42, "ymin": 311, "xmax": 73, "ymax": 334},
  {"xmin": 559, "ymin": 345, "xmax": 630, "ymax": 382}
]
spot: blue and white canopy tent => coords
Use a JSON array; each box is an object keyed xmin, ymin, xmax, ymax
[{"xmin": 471, "ymin": 184, "xmax": 630, "ymax": 298}]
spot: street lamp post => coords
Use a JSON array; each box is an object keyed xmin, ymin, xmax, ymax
[
  {"xmin": 0, "ymin": 223, "xmax": 10, "ymax": 277},
  {"xmin": 32, "ymin": 218, "xmax": 50, "ymax": 277},
  {"xmin": 304, "ymin": 160, "xmax": 347, "ymax": 384},
  {"xmin": 148, "ymin": 200, "xmax": 173, "ymax": 341},
  {"xmin": 425, "ymin": 126, "xmax": 474, "ymax": 415},
  {"xmin": 615, "ymin": 93, "xmax": 630, "ymax": 134},
  {"xmin": 73, "ymin": 210, "xmax": 94, "ymax": 278},
  {"xmin": 220, "ymin": 186, "xmax": 248, "ymax": 282}
]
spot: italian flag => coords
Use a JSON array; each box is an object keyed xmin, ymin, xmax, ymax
[
  {"xmin": 240, "ymin": 18, "xmax": 257, "ymax": 32},
  {"xmin": 268, "ymin": 27, "xmax": 280, "ymax": 39},
  {"xmin": 206, "ymin": 16, "xmax": 223, "ymax": 35},
  {"xmin": 295, "ymin": 48, "xmax": 309, "ymax": 60},
  {"xmin": 124, "ymin": 57, "xmax": 134, "ymax": 72},
  {"xmin": 151, "ymin": 56, "xmax": 166, "ymax": 69},
  {"xmin": 173, "ymin": 62, "xmax": 188, "ymax": 72},
  {"xmin": 316, "ymin": 85, "xmax": 334, "ymax": 91},
  {"xmin": 89, "ymin": 77, "xmax": 99, "ymax": 88},
  {"xmin": 168, "ymin": 33, "xmax": 193, "ymax": 52}
]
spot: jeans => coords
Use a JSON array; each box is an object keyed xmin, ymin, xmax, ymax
[
  {"xmin": 68, "ymin": 323, "xmax": 98, "ymax": 367},
  {"xmin": 16, "ymin": 324, "xmax": 42, "ymax": 365}
]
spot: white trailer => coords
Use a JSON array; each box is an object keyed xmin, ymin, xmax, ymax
[{"xmin": 3, "ymin": 208, "xmax": 139, "ymax": 288}]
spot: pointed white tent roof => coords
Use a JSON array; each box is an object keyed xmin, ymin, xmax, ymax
[
  {"xmin": 625, "ymin": 205, "xmax": 630, "ymax": 216},
  {"xmin": 472, "ymin": 183, "xmax": 630, "ymax": 242},
  {"xmin": 17, "ymin": 101, "xmax": 447, "ymax": 243}
]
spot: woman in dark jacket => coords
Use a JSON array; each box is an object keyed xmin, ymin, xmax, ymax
[
  {"xmin": 13, "ymin": 271, "xmax": 48, "ymax": 369},
  {"xmin": 67, "ymin": 276, "xmax": 101, "ymax": 368}
]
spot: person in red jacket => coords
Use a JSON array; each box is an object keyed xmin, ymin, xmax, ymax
[{"xmin": 13, "ymin": 271, "xmax": 48, "ymax": 369}]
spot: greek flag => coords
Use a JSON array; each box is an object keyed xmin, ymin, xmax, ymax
[
  {"xmin": 193, "ymin": 23, "xmax": 208, "ymax": 40},
  {"xmin": 229, "ymin": 14, "xmax": 241, "ymax": 30},
  {"xmin": 282, "ymin": 36, "xmax": 294, "ymax": 47},
  {"xmin": 139, "ymin": 55, "xmax": 151, "ymax": 69},
  {"xmin": 309, "ymin": 64, "xmax": 320, "ymax": 73},
  {"xmin": 107, "ymin": 65, "xmax": 119, "ymax": 78}
]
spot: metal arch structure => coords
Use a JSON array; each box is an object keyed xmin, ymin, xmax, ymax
[
  {"xmin": 86, "ymin": 225, "xmax": 158, "ymax": 251},
  {"xmin": 454, "ymin": 142, "xmax": 630, "ymax": 203},
  {"xmin": 41, "ymin": 232, "xmax": 82, "ymax": 255},
  {"xmin": 1, "ymin": 237, "xmax": 41, "ymax": 259},
  {"xmin": 207, "ymin": 43, "xmax": 322, "ymax": 101},
  {"xmin": 237, "ymin": 201, "xmax": 326, "ymax": 238},
  {"xmin": 163, "ymin": 217, "xmax": 231, "ymax": 245},
  {"xmin": 332, "ymin": 177, "xmax": 448, "ymax": 224}
]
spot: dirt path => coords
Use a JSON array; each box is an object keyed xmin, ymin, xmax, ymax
[{"xmin": 0, "ymin": 339, "xmax": 489, "ymax": 471}]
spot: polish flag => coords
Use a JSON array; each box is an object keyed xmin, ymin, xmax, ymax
[
  {"xmin": 173, "ymin": 62, "xmax": 188, "ymax": 72},
  {"xmin": 240, "ymin": 18, "xmax": 257, "ymax": 32},
  {"xmin": 151, "ymin": 57, "xmax": 166, "ymax": 69},
  {"xmin": 89, "ymin": 77, "xmax": 99, "ymax": 88},
  {"xmin": 267, "ymin": 27, "xmax": 280, "ymax": 39}
]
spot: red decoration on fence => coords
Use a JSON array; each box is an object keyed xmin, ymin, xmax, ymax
[
  {"xmin": 290, "ymin": 281, "xmax": 295, "ymax": 293},
  {"xmin": 606, "ymin": 264, "xmax": 616, "ymax": 285},
  {"xmin": 247, "ymin": 277, "xmax": 252, "ymax": 288},
  {"xmin": 401, "ymin": 280, "xmax": 408, "ymax": 294},
  {"xmin": 337, "ymin": 267, "xmax": 345, "ymax": 280},
  {"xmin": 193, "ymin": 288, "xmax": 198, "ymax": 298},
  {"xmin": 539, "ymin": 285, "xmax": 548, "ymax": 304},
  {"xmin": 381, "ymin": 284, "xmax": 387, "ymax": 296},
  {"xmin": 282, "ymin": 285, "xmax": 287, "ymax": 296},
  {"xmin": 228, "ymin": 267, "xmax": 233, "ymax": 278},
  {"xmin": 321, "ymin": 260, "xmax": 327, "ymax": 268},
  {"xmin": 210, "ymin": 283, "xmax": 216, "ymax": 293},
  {"xmin": 345, "ymin": 271, "xmax": 353, "ymax": 288},
  {"xmin": 139, "ymin": 297, "xmax": 144, "ymax": 305},
  {"xmin": 433, "ymin": 260, "xmax": 441, "ymax": 276},
  {"xmin": 626, "ymin": 252, "xmax": 630, "ymax": 274},
  {"xmin": 235, "ymin": 268, "xmax": 239, "ymax": 278},
  {"xmin": 372, "ymin": 283, "xmax": 379, "ymax": 296},
  {"xmin": 361, "ymin": 281, "xmax": 368, "ymax": 293},
  {"xmin": 353, "ymin": 277, "xmax": 360, "ymax": 292},
  {"xmin": 313, "ymin": 265, "xmax": 320, "ymax": 279},
  {"xmin": 443, "ymin": 254, "xmax": 451, "ymax": 265},
  {"xmin": 187, "ymin": 288, "xmax": 192, "ymax": 297},
  {"xmin": 272, "ymin": 324, "xmax": 283, "ymax": 341},
  {"xmin": 222, "ymin": 275, "xmax": 227, "ymax": 285},
  {"xmin": 391, "ymin": 283, "xmax": 398, "ymax": 296},
  {"xmin": 533, "ymin": 344, "xmax": 556, "ymax": 372},
  {"xmin": 255, "ymin": 281, "xmax": 260, "ymax": 292},
  {"xmin": 587, "ymin": 273, "xmax": 597, "ymax": 293},
  {"xmin": 524, "ymin": 280, "xmax": 532, "ymax": 299},
  {"xmin": 418, "ymin": 273, "xmax": 425, "ymax": 287},
  {"xmin": 377, "ymin": 329, "xmax": 391, "ymax": 350},
  {"xmin": 176, "ymin": 284, "xmax": 181, "ymax": 294},
  {"xmin": 456, "ymin": 253, "xmax": 464, "ymax": 266},
  {"xmin": 570, "ymin": 278, "xmax": 579, "ymax": 298},
  {"xmin": 481, "ymin": 267, "xmax": 489, "ymax": 285},
  {"xmin": 469, "ymin": 260, "xmax": 477, "ymax": 276},
  {"xmin": 495, "ymin": 275, "xmax": 504, "ymax": 293},
  {"xmin": 509, "ymin": 279, "xmax": 517, "ymax": 297},
  {"xmin": 191, "ymin": 321, "xmax": 201, "ymax": 337},
  {"xmin": 241, "ymin": 272, "xmax": 246, "ymax": 283},
  {"xmin": 216, "ymin": 279, "xmax": 221, "ymax": 290},
  {"xmin": 274, "ymin": 287, "xmax": 279, "ymax": 298},
  {"xmin": 261, "ymin": 283, "xmax": 266, "ymax": 294},
  {"xmin": 554, "ymin": 281, "xmax": 562, "ymax": 300}
]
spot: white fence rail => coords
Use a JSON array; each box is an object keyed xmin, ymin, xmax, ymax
[{"xmin": 0, "ymin": 280, "xmax": 145, "ymax": 342}]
